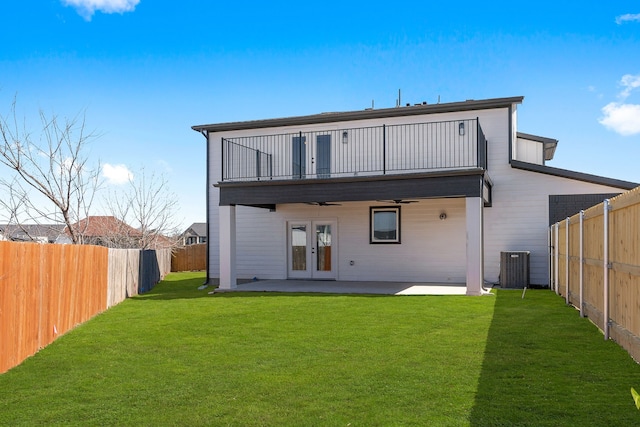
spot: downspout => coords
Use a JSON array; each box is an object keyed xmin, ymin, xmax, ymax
[
  {"xmin": 199, "ymin": 129, "xmax": 211, "ymax": 287},
  {"xmin": 508, "ymin": 104, "xmax": 513, "ymax": 164}
]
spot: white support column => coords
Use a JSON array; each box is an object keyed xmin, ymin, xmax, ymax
[
  {"xmin": 219, "ymin": 205, "xmax": 237, "ymax": 290},
  {"xmin": 466, "ymin": 197, "xmax": 484, "ymax": 296}
]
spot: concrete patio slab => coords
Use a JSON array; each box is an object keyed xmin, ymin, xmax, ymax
[{"xmin": 214, "ymin": 279, "xmax": 493, "ymax": 296}]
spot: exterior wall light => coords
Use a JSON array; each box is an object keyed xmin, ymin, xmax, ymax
[
  {"xmin": 342, "ymin": 130, "xmax": 348, "ymax": 143},
  {"xmin": 459, "ymin": 122, "xmax": 465, "ymax": 136}
]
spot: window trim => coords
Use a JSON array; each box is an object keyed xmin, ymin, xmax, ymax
[{"xmin": 369, "ymin": 206, "xmax": 401, "ymax": 244}]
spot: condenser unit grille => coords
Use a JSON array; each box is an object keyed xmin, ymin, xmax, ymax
[{"xmin": 500, "ymin": 251, "xmax": 530, "ymax": 288}]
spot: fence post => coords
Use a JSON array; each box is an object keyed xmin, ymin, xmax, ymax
[
  {"xmin": 603, "ymin": 199, "xmax": 610, "ymax": 341},
  {"xmin": 554, "ymin": 222, "xmax": 560, "ymax": 295},
  {"xmin": 579, "ymin": 210, "xmax": 584, "ymax": 318},
  {"xmin": 547, "ymin": 224, "xmax": 555, "ymax": 290},
  {"xmin": 565, "ymin": 217, "xmax": 570, "ymax": 304}
]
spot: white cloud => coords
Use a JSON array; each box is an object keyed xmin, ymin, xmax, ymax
[
  {"xmin": 616, "ymin": 13, "xmax": 640, "ymax": 24},
  {"xmin": 102, "ymin": 163, "xmax": 133, "ymax": 185},
  {"xmin": 599, "ymin": 74, "xmax": 640, "ymax": 136},
  {"xmin": 599, "ymin": 102, "xmax": 640, "ymax": 136},
  {"xmin": 619, "ymin": 74, "xmax": 640, "ymax": 99},
  {"xmin": 61, "ymin": 0, "xmax": 140, "ymax": 21}
]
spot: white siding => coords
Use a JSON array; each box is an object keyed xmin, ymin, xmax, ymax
[
  {"xmin": 207, "ymin": 102, "xmax": 631, "ymax": 287},
  {"xmin": 514, "ymin": 137, "xmax": 543, "ymax": 164},
  {"xmin": 483, "ymin": 167, "xmax": 624, "ymax": 285},
  {"xmin": 222, "ymin": 199, "xmax": 466, "ymax": 282}
]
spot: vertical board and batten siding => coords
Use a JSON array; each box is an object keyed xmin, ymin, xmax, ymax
[
  {"xmin": 482, "ymin": 102, "xmax": 626, "ymax": 285},
  {"xmin": 208, "ymin": 104, "xmax": 630, "ymax": 286},
  {"xmin": 335, "ymin": 199, "xmax": 466, "ymax": 282},
  {"xmin": 235, "ymin": 205, "xmax": 285, "ymax": 279},
  {"xmin": 1, "ymin": 243, "xmax": 171, "ymax": 373},
  {"xmin": 552, "ymin": 187, "xmax": 640, "ymax": 361},
  {"xmin": 171, "ymin": 244, "xmax": 206, "ymax": 272},
  {"xmin": 208, "ymin": 108, "xmax": 504, "ymax": 283},
  {"xmin": 232, "ymin": 199, "xmax": 467, "ymax": 282},
  {"xmin": 513, "ymin": 137, "xmax": 544, "ymax": 164},
  {"xmin": 487, "ymin": 173, "xmax": 626, "ymax": 285}
]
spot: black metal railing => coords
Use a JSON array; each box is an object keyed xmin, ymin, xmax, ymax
[{"xmin": 221, "ymin": 118, "xmax": 486, "ymax": 182}]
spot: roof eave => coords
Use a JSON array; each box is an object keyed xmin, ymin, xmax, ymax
[
  {"xmin": 511, "ymin": 160, "xmax": 638, "ymax": 190},
  {"xmin": 193, "ymin": 96, "xmax": 524, "ymax": 133}
]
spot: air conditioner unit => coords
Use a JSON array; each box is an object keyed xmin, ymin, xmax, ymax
[{"xmin": 500, "ymin": 251, "xmax": 530, "ymax": 288}]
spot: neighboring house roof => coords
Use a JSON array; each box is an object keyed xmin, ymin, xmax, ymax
[
  {"xmin": 67, "ymin": 216, "xmax": 174, "ymax": 249},
  {"xmin": 68, "ymin": 216, "xmax": 141, "ymax": 238},
  {"xmin": 183, "ymin": 222, "xmax": 206, "ymax": 237},
  {"xmin": 192, "ymin": 96, "xmax": 525, "ymax": 133},
  {"xmin": 0, "ymin": 224, "xmax": 67, "ymax": 243}
]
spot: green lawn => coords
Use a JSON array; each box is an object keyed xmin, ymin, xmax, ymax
[{"xmin": 1, "ymin": 272, "xmax": 639, "ymax": 426}]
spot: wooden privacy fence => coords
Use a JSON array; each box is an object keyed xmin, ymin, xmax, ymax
[
  {"xmin": 171, "ymin": 244, "xmax": 206, "ymax": 271},
  {"xmin": 0, "ymin": 242, "xmax": 171, "ymax": 374},
  {"xmin": 550, "ymin": 186, "xmax": 640, "ymax": 361}
]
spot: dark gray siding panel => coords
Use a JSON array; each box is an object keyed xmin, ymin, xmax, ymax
[
  {"xmin": 218, "ymin": 174, "xmax": 485, "ymax": 206},
  {"xmin": 549, "ymin": 194, "xmax": 621, "ymax": 225}
]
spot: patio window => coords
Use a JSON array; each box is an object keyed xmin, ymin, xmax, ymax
[{"xmin": 370, "ymin": 206, "xmax": 401, "ymax": 244}]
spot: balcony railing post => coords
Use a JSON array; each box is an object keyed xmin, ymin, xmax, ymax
[
  {"xmin": 299, "ymin": 131, "xmax": 303, "ymax": 179},
  {"xmin": 383, "ymin": 124, "xmax": 386, "ymax": 175},
  {"xmin": 476, "ymin": 118, "xmax": 487, "ymax": 169},
  {"xmin": 476, "ymin": 118, "xmax": 480, "ymax": 168},
  {"xmin": 221, "ymin": 137, "xmax": 226, "ymax": 181},
  {"xmin": 256, "ymin": 149, "xmax": 261, "ymax": 180}
]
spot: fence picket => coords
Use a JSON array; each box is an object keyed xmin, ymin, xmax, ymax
[{"xmin": 551, "ymin": 186, "xmax": 640, "ymax": 361}]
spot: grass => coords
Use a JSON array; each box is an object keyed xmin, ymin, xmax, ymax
[{"xmin": 1, "ymin": 272, "xmax": 639, "ymax": 426}]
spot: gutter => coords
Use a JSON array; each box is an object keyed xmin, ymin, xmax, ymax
[
  {"xmin": 198, "ymin": 129, "xmax": 211, "ymax": 288},
  {"xmin": 192, "ymin": 96, "xmax": 524, "ymax": 133}
]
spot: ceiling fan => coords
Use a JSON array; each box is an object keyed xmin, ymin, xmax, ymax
[
  {"xmin": 377, "ymin": 199, "xmax": 419, "ymax": 204},
  {"xmin": 304, "ymin": 201, "xmax": 342, "ymax": 206}
]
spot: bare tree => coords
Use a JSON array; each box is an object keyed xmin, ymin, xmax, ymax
[
  {"xmin": 106, "ymin": 167, "xmax": 181, "ymax": 249},
  {"xmin": 0, "ymin": 99, "xmax": 101, "ymax": 243}
]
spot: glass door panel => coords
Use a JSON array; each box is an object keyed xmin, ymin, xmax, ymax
[
  {"xmin": 291, "ymin": 225, "xmax": 307, "ymax": 271},
  {"xmin": 316, "ymin": 135, "xmax": 331, "ymax": 178},
  {"xmin": 315, "ymin": 224, "xmax": 332, "ymax": 272}
]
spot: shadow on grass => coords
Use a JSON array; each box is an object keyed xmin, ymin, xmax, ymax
[{"xmin": 469, "ymin": 289, "xmax": 640, "ymax": 426}]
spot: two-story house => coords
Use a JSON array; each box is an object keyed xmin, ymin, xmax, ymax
[
  {"xmin": 180, "ymin": 222, "xmax": 207, "ymax": 245},
  {"xmin": 193, "ymin": 96, "xmax": 636, "ymax": 295}
]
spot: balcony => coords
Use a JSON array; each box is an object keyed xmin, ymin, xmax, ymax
[{"xmin": 221, "ymin": 118, "xmax": 487, "ymax": 183}]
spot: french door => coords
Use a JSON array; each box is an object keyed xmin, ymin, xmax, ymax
[
  {"xmin": 292, "ymin": 134, "xmax": 331, "ymax": 179},
  {"xmin": 287, "ymin": 220, "xmax": 336, "ymax": 279}
]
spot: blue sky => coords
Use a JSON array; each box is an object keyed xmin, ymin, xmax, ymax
[{"xmin": 1, "ymin": 1, "xmax": 639, "ymax": 230}]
